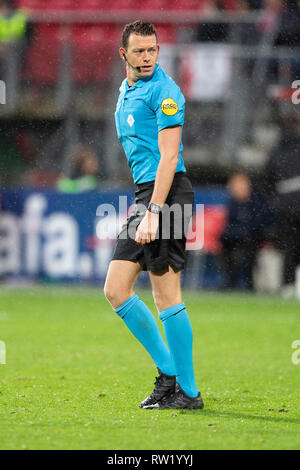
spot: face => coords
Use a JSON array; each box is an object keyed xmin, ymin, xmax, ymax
[
  {"xmin": 82, "ymin": 155, "xmax": 98, "ymax": 175},
  {"xmin": 228, "ymin": 174, "xmax": 251, "ymax": 202},
  {"xmin": 120, "ymin": 33, "xmax": 159, "ymax": 83}
]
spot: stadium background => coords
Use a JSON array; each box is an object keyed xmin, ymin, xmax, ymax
[
  {"xmin": 1, "ymin": 0, "xmax": 300, "ymax": 292},
  {"xmin": 0, "ymin": 0, "xmax": 299, "ymax": 292},
  {"xmin": 0, "ymin": 0, "xmax": 300, "ymax": 452}
]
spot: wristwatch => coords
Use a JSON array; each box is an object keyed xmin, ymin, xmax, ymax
[{"xmin": 147, "ymin": 203, "xmax": 162, "ymax": 214}]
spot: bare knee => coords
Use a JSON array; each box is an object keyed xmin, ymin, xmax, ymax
[
  {"xmin": 104, "ymin": 281, "xmax": 133, "ymax": 310},
  {"xmin": 104, "ymin": 260, "xmax": 141, "ymax": 309},
  {"xmin": 103, "ymin": 282, "xmax": 115, "ymax": 306},
  {"xmin": 153, "ymin": 289, "xmax": 182, "ymax": 313}
]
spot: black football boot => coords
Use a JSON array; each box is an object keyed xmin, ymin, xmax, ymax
[{"xmin": 139, "ymin": 368, "xmax": 176, "ymax": 408}]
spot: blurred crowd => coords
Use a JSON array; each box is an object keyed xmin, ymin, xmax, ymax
[
  {"xmin": 219, "ymin": 107, "xmax": 300, "ymax": 294},
  {"xmin": 198, "ymin": 0, "xmax": 300, "ymax": 44},
  {"xmin": 0, "ymin": 0, "xmax": 300, "ymax": 188}
]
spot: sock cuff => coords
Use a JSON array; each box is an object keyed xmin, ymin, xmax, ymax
[
  {"xmin": 159, "ymin": 303, "xmax": 186, "ymax": 322},
  {"xmin": 115, "ymin": 294, "xmax": 139, "ymax": 319}
]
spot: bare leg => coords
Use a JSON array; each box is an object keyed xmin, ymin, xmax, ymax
[
  {"xmin": 149, "ymin": 265, "xmax": 182, "ymax": 312},
  {"xmin": 104, "ymin": 260, "xmax": 142, "ymax": 309}
]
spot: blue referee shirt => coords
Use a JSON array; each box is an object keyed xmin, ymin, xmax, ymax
[{"xmin": 115, "ymin": 63, "xmax": 186, "ymax": 184}]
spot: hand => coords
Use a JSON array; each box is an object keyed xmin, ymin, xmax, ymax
[{"xmin": 135, "ymin": 211, "xmax": 159, "ymax": 245}]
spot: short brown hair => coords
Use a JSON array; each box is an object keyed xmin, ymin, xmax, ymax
[{"xmin": 122, "ymin": 20, "xmax": 157, "ymax": 50}]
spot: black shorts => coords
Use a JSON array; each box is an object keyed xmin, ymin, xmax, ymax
[{"xmin": 112, "ymin": 172, "xmax": 194, "ymax": 272}]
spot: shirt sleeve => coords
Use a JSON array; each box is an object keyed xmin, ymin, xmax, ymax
[{"xmin": 151, "ymin": 79, "xmax": 185, "ymax": 132}]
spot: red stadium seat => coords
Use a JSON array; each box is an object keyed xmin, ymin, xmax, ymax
[
  {"xmin": 16, "ymin": 0, "xmax": 44, "ymax": 9},
  {"xmin": 222, "ymin": 0, "xmax": 236, "ymax": 9},
  {"xmin": 25, "ymin": 20, "xmax": 118, "ymax": 85},
  {"xmin": 109, "ymin": 0, "xmax": 139, "ymax": 9},
  {"xmin": 24, "ymin": 24, "xmax": 63, "ymax": 84},
  {"xmin": 135, "ymin": 0, "xmax": 167, "ymax": 10},
  {"xmin": 164, "ymin": 0, "xmax": 204, "ymax": 10},
  {"xmin": 154, "ymin": 23, "xmax": 178, "ymax": 43},
  {"xmin": 72, "ymin": 24, "xmax": 117, "ymax": 84},
  {"xmin": 76, "ymin": 0, "xmax": 115, "ymax": 9},
  {"xmin": 19, "ymin": 0, "xmax": 75, "ymax": 9},
  {"xmin": 43, "ymin": 0, "xmax": 75, "ymax": 10}
]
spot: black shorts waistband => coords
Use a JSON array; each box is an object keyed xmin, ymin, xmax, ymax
[{"xmin": 135, "ymin": 171, "xmax": 186, "ymax": 192}]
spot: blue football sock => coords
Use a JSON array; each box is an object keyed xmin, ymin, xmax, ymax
[
  {"xmin": 115, "ymin": 294, "xmax": 175, "ymax": 377},
  {"xmin": 159, "ymin": 303, "xmax": 199, "ymax": 397}
]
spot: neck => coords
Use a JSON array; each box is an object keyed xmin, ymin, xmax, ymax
[
  {"xmin": 127, "ymin": 76, "xmax": 137, "ymax": 87},
  {"xmin": 127, "ymin": 66, "xmax": 139, "ymax": 87}
]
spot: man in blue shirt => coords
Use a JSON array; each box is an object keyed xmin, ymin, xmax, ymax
[
  {"xmin": 104, "ymin": 21, "xmax": 204, "ymax": 410},
  {"xmin": 114, "ymin": 59, "xmax": 186, "ymax": 185}
]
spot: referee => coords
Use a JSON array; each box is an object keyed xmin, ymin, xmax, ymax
[{"xmin": 104, "ymin": 21, "xmax": 204, "ymax": 410}]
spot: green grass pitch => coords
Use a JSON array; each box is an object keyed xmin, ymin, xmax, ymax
[{"xmin": 0, "ymin": 286, "xmax": 299, "ymax": 450}]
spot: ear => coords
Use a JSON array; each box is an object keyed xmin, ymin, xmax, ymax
[{"xmin": 119, "ymin": 47, "xmax": 126, "ymax": 61}]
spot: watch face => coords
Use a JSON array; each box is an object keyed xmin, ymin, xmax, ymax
[{"xmin": 148, "ymin": 203, "xmax": 160, "ymax": 214}]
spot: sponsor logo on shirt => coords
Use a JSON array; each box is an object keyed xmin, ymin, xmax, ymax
[{"xmin": 161, "ymin": 98, "xmax": 178, "ymax": 116}]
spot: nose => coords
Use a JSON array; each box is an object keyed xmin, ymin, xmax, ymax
[{"xmin": 143, "ymin": 51, "xmax": 151, "ymax": 62}]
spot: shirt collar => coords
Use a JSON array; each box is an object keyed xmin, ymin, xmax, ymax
[{"xmin": 125, "ymin": 63, "xmax": 159, "ymax": 90}]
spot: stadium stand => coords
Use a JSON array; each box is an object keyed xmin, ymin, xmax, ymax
[
  {"xmin": 16, "ymin": 0, "xmax": 41, "ymax": 9},
  {"xmin": 16, "ymin": 0, "xmax": 240, "ymax": 85},
  {"xmin": 72, "ymin": 24, "xmax": 116, "ymax": 83},
  {"xmin": 17, "ymin": 0, "xmax": 237, "ymax": 11},
  {"xmin": 24, "ymin": 23, "xmax": 62, "ymax": 84},
  {"xmin": 77, "ymin": 0, "xmax": 119, "ymax": 9},
  {"xmin": 20, "ymin": 0, "xmax": 207, "ymax": 85},
  {"xmin": 18, "ymin": 0, "xmax": 74, "ymax": 9},
  {"xmin": 4, "ymin": 0, "xmax": 300, "ymax": 294}
]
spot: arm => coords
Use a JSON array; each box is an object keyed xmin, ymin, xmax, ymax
[
  {"xmin": 150, "ymin": 126, "xmax": 181, "ymax": 206},
  {"xmin": 135, "ymin": 126, "xmax": 181, "ymax": 244}
]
